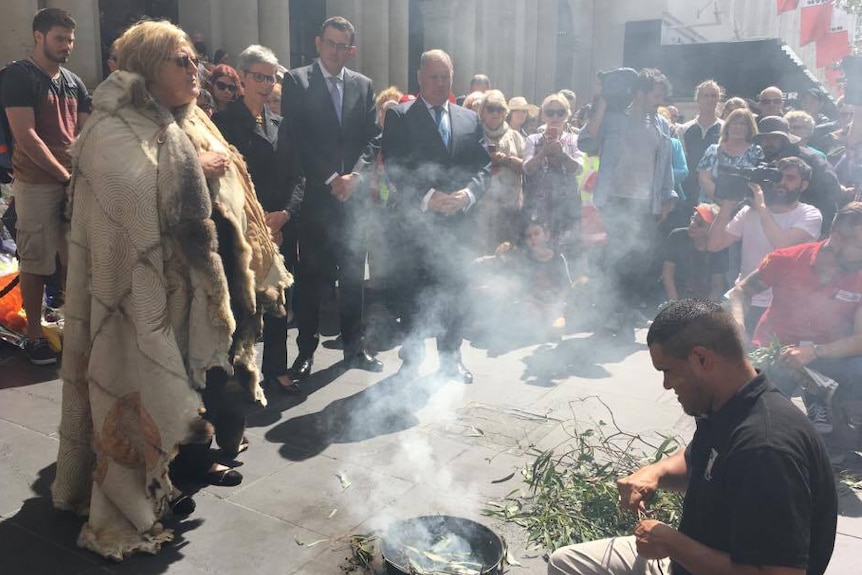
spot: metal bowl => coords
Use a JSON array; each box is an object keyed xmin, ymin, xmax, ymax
[{"xmin": 381, "ymin": 515, "xmax": 504, "ymax": 575}]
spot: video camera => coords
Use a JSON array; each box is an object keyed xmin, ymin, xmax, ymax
[
  {"xmin": 597, "ymin": 67, "xmax": 639, "ymax": 112},
  {"xmin": 714, "ymin": 164, "xmax": 782, "ymax": 201}
]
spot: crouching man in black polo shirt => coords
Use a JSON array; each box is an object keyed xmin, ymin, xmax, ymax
[{"xmin": 548, "ymin": 299, "xmax": 837, "ymax": 575}]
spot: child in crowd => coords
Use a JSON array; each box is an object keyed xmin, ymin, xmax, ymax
[
  {"xmin": 472, "ymin": 219, "xmax": 573, "ymax": 344},
  {"xmin": 661, "ymin": 203, "xmax": 728, "ymax": 302}
]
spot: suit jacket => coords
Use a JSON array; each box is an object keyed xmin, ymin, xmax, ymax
[
  {"xmin": 278, "ymin": 60, "xmax": 379, "ymax": 219},
  {"xmin": 212, "ymin": 98, "xmax": 303, "ymax": 216},
  {"xmin": 381, "ymin": 99, "xmax": 490, "ymax": 226}
]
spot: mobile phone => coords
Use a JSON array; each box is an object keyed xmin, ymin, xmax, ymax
[{"xmin": 546, "ymin": 126, "xmax": 560, "ymax": 140}]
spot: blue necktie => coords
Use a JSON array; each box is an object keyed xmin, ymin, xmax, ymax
[
  {"xmin": 434, "ymin": 105, "xmax": 450, "ymax": 148},
  {"xmin": 329, "ymin": 77, "xmax": 342, "ymax": 124}
]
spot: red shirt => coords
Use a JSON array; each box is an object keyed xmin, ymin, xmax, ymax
[{"xmin": 753, "ymin": 241, "xmax": 862, "ymax": 346}]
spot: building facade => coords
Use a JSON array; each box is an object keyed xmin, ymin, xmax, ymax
[{"xmin": 0, "ymin": 1, "xmax": 853, "ymax": 105}]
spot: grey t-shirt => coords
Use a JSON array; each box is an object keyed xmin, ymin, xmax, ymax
[{"xmin": 610, "ymin": 114, "xmax": 659, "ymax": 200}]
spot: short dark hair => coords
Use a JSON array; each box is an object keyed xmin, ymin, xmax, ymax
[
  {"xmin": 470, "ymin": 74, "xmax": 491, "ymax": 89},
  {"xmin": 833, "ymin": 201, "xmax": 862, "ymax": 230},
  {"xmin": 776, "ymin": 156, "xmax": 812, "ymax": 183},
  {"xmin": 647, "ymin": 299, "xmax": 746, "ymax": 361},
  {"xmin": 320, "ymin": 16, "xmax": 355, "ymax": 45},
  {"xmin": 33, "ymin": 8, "xmax": 76, "ymax": 35},
  {"xmin": 637, "ymin": 68, "xmax": 671, "ymax": 97}
]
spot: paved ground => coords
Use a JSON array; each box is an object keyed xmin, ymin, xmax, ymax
[{"xmin": 1, "ymin": 313, "xmax": 860, "ymax": 575}]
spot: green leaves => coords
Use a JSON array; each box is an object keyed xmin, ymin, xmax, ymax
[{"xmin": 483, "ymin": 400, "xmax": 684, "ymax": 551}]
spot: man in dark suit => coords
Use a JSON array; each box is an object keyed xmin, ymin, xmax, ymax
[
  {"xmin": 279, "ymin": 16, "xmax": 382, "ymax": 380},
  {"xmin": 382, "ymin": 49, "xmax": 490, "ymax": 383}
]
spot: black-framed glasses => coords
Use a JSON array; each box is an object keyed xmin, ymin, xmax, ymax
[
  {"xmin": 544, "ymin": 108, "xmax": 567, "ymax": 117},
  {"xmin": 245, "ymin": 71, "xmax": 276, "ymax": 85},
  {"xmin": 484, "ymin": 105, "xmax": 506, "ymax": 114},
  {"xmin": 759, "ymin": 98, "xmax": 782, "ymax": 105},
  {"xmin": 168, "ymin": 53, "xmax": 198, "ymax": 70},
  {"xmin": 214, "ymin": 81, "xmax": 237, "ymax": 93},
  {"xmin": 322, "ymin": 38, "xmax": 353, "ymax": 53}
]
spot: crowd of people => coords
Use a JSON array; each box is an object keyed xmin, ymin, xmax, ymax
[{"xmin": 0, "ymin": 7, "xmax": 855, "ymax": 571}]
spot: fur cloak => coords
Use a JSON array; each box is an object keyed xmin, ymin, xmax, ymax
[{"xmin": 51, "ymin": 71, "xmax": 290, "ymax": 560}]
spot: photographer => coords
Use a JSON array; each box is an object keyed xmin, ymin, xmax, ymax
[
  {"xmin": 708, "ymin": 156, "xmax": 822, "ymax": 335},
  {"xmin": 756, "ymin": 116, "xmax": 841, "ymax": 235},
  {"xmin": 579, "ymin": 68, "xmax": 676, "ymax": 336}
]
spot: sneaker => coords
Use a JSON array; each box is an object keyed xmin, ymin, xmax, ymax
[
  {"xmin": 24, "ymin": 338, "xmax": 58, "ymax": 366},
  {"xmin": 806, "ymin": 400, "xmax": 833, "ymax": 434}
]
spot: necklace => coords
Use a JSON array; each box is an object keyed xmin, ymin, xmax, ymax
[{"xmin": 255, "ymin": 114, "xmax": 264, "ymax": 125}]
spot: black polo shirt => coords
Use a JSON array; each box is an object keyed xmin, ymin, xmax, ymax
[
  {"xmin": 680, "ymin": 118, "xmax": 721, "ymax": 202},
  {"xmin": 673, "ymin": 373, "xmax": 837, "ymax": 575}
]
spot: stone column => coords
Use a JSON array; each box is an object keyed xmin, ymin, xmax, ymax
[
  {"xmin": 520, "ymin": 0, "xmax": 540, "ymax": 103},
  {"xmin": 327, "ymin": 0, "xmax": 365, "ymax": 75},
  {"xmin": 179, "ymin": 0, "xmax": 219, "ymax": 58},
  {"xmin": 218, "ymin": 0, "xmax": 259, "ymax": 66},
  {"xmin": 420, "ymin": 0, "xmax": 454, "ymax": 56},
  {"xmin": 47, "ymin": 0, "xmax": 101, "ymax": 88},
  {"xmin": 451, "ymin": 0, "xmax": 476, "ymax": 95},
  {"xmin": 258, "ymin": 0, "xmax": 291, "ymax": 66},
  {"xmin": 388, "ymin": 0, "xmax": 409, "ymax": 91},
  {"xmin": 360, "ymin": 0, "xmax": 390, "ymax": 88},
  {"xmin": 534, "ymin": 0, "xmax": 558, "ymax": 102},
  {"xmin": 0, "ymin": 0, "xmax": 39, "ymax": 66}
]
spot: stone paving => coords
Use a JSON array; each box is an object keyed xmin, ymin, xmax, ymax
[{"xmin": 1, "ymin": 319, "xmax": 860, "ymax": 574}]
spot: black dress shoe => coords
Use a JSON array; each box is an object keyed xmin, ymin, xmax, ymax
[
  {"xmin": 287, "ymin": 356, "xmax": 313, "ymax": 381},
  {"xmin": 345, "ymin": 350, "xmax": 384, "ymax": 372},
  {"xmin": 441, "ymin": 360, "xmax": 474, "ymax": 384},
  {"xmin": 169, "ymin": 494, "xmax": 196, "ymax": 517}
]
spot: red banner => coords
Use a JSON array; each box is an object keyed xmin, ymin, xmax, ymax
[
  {"xmin": 777, "ymin": 0, "xmax": 799, "ymax": 14},
  {"xmin": 800, "ymin": 0, "xmax": 834, "ymax": 46},
  {"xmin": 816, "ymin": 29, "xmax": 850, "ymax": 68}
]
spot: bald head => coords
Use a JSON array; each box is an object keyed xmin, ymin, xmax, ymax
[
  {"xmin": 418, "ymin": 49, "xmax": 453, "ymax": 106},
  {"xmin": 758, "ymin": 86, "xmax": 784, "ymax": 117}
]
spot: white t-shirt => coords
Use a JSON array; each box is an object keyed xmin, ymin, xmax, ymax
[{"xmin": 726, "ymin": 202, "xmax": 822, "ymax": 307}]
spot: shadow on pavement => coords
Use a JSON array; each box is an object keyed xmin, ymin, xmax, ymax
[
  {"xmin": 0, "ymin": 341, "xmax": 59, "ymax": 390},
  {"xmin": 521, "ymin": 334, "xmax": 646, "ymax": 387},
  {"xmin": 265, "ymin": 371, "xmax": 442, "ymax": 461}
]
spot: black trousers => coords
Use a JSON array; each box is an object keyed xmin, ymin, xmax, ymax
[
  {"xmin": 294, "ymin": 208, "xmax": 367, "ymax": 358},
  {"xmin": 261, "ymin": 222, "xmax": 298, "ymax": 377}
]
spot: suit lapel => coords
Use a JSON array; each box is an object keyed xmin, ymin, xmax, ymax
[
  {"xmin": 341, "ymin": 70, "xmax": 359, "ymax": 128},
  {"xmin": 310, "ymin": 62, "xmax": 341, "ymax": 130},
  {"xmin": 408, "ymin": 100, "xmax": 449, "ymax": 158}
]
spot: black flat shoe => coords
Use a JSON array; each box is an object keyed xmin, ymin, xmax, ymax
[
  {"xmin": 441, "ymin": 360, "xmax": 474, "ymax": 384},
  {"xmin": 205, "ymin": 468, "xmax": 243, "ymax": 487},
  {"xmin": 287, "ymin": 356, "xmax": 313, "ymax": 381},
  {"xmin": 344, "ymin": 350, "xmax": 384, "ymax": 372},
  {"xmin": 169, "ymin": 494, "xmax": 196, "ymax": 517}
]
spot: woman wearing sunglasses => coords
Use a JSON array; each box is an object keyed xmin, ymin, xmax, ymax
[
  {"xmin": 208, "ymin": 63, "xmax": 242, "ymax": 112},
  {"xmin": 476, "ymin": 89, "xmax": 525, "ymax": 254},
  {"xmin": 53, "ymin": 20, "xmax": 290, "ymax": 560},
  {"xmin": 522, "ymin": 93, "xmax": 584, "ymax": 253},
  {"xmin": 213, "ymin": 45, "xmax": 304, "ymax": 394}
]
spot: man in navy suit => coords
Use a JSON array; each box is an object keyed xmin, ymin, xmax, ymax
[
  {"xmin": 279, "ymin": 16, "xmax": 383, "ymax": 381},
  {"xmin": 381, "ymin": 49, "xmax": 490, "ymax": 383}
]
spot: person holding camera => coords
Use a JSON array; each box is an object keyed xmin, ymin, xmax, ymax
[
  {"xmin": 696, "ymin": 108, "xmax": 763, "ymax": 202},
  {"xmin": 756, "ymin": 116, "xmax": 841, "ymax": 236},
  {"xmin": 523, "ymin": 93, "xmax": 583, "ymax": 254},
  {"xmin": 578, "ymin": 68, "xmax": 676, "ymax": 336},
  {"xmin": 707, "ymin": 156, "xmax": 822, "ymax": 335}
]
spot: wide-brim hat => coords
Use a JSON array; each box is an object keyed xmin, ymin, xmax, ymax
[{"xmin": 754, "ymin": 116, "xmax": 801, "ymax": 145}]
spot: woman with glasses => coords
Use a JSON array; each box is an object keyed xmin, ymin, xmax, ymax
[
  {"xmin": 53, "ymin": 21, "xmax": 290, "ymax": 559},
  {"xmin": 476, "ymin": 90, "xmax": 525, "ymax": 253},
  {"xmin": 213, "ymin": 45, "xmax": 303, "ymax": 394},
  {"xmin": 697, "ymin": 108, "xmax": 763, "ymax": 201},
  {"xmin": 208, "ymin": 63, "xmax": 242, "ymax": 112},
  {"xmin": 522, "ymin": 93, "xmax": 584, "ymax": 253}
]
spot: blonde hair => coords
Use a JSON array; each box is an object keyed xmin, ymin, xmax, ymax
[
  {"xmin": 719, "ymin": 108, "xmax": 757, "ymax": 145},
  {"xmin": 376, "ymin": 85, "xmax": 403, "ymax": 110},
  {"xmin": 115, "ymin": 20, "xmax": 193, "ymax": 85},
  {"xmin": 480, "ymin": 89, "xmax": 507, "ymax": 114},
  {"xmin": 721, "ymin": 97, "xmax": 749, "ymax": 119},
  {"xmin": 541, "ymin": 93, "xmax": 570, "ymax": 118},
  {"xmin": 784, "ymin": 110, "xmax": 815, "ymax": 139},
  {"xmin": 657, "ymin": 106, "xmax": 673, "ymax": 123}
]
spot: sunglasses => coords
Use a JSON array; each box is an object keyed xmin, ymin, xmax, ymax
[
  {"xmin": 690, "ymin": 215, "xmax": 709, "ymax": 227},
  {"xmin": 484, "ymin": 105, "xmax": 506, "ymax": 114},
  {"xmin": 167, "ymin": 53, "xmax": 199, "ymax": 70},
  {"xmin": 245, "ymin": 71, "xmax": 276, "ymax": 85},
  {"xmin": 214, "ymin": 81, "xmax": 237, "ymax": 93},
  {"xmin": 544, "ymin": 108, "xmax": 567, "ymax": 117},
  {"xmin": 759, "ymin": 98, "xmax": 782, "ymax": 105},
  {"xmin": 322, "ymin": 38, "xmax": 353, "ymax": 53}
]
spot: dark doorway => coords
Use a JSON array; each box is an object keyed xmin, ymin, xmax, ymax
[
  {"xmin": 99, "ymin": 0, "xmax": 178, "ymax": 78},
  {"xmin": 408, "ymin": 0, "xmax": 425, "ymax": 94},
  {"xmin": 289, "ymin": 1, "xmax": 326, "ymax": 68}
]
